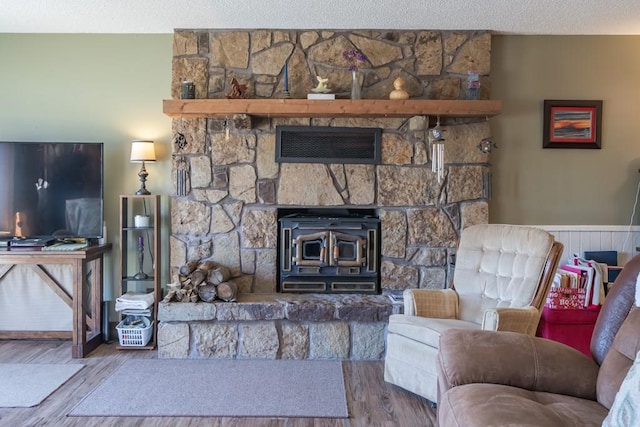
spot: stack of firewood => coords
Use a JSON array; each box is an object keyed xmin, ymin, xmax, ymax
[{"xmin": 163, "ymin": 259, "xmax": 238, "ymax": 303}]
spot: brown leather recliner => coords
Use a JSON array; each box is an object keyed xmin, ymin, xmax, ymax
[{"xmin": 436, "ymin": 253, "xmax": 640, "ymax": 426}]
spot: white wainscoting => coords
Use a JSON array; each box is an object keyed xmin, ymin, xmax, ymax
[{"xmin": 535, "ymin": 225, "xmax": 640, "ymax": 266}]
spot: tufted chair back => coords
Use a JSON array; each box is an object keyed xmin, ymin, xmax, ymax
[{"xmin": 453, "ymin": 224, "xmax": 559, "ymax": 324}]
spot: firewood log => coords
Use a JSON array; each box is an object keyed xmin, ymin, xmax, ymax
[
  {"xmin": 178, "ymin": 260, "xmax": 199, "ymax": 276},
  {"xmin": 178, "ymin": 275, "xmax": 193, "ymax": 289},
  {"xmin": 208, "ymin": 266, "xmax": 231, "ymax": 285},
  {"xmin": 190, "ymin": 269, "xmax": 207, "ymax": 286},
  {"xmin": 189, "ymin": 291, "xmax": 199, "ymax": 303},
  {"xmin": 216, "ymin": 281, "xmax": 237, "ymax": 302},
  {"xmin": 191, "ymin": 260, "xmax": 217, "ymax": 286},
  {"xmin": 198, "ymin": 283, "xmax": 217, "ymax": 302},
  {"xmin": 166, "ymin": 282, "xmax": 181, "ymax": 292},
  {"xmin": 197, "ymin": 260, "xmax": 217, "ymax": 272},
  {"xmin": 163, "ymin": 289, "xmax": 176, "ymax": 302}
]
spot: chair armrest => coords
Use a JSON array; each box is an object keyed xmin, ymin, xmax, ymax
[
  {"xmin": 403, "ymin": 288, "xmax": 458, "ymax": 318},
  {"xmin": 437, "ymin": 329, "xmax": 599, "ymax": 401},
  {"xmin": 482, "ymin": 306, "xmax": 540, "ymax": 335}
]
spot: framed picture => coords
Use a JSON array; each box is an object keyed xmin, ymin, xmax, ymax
[{"xmin": 543, "ymin": 100, "xmax": 602, "ymax": 149}]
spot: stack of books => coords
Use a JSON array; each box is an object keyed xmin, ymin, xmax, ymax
[
  {"xmin": 387, "ymin": 290, "xmax": 405, "ymax": 303},
  {"xmin": 549, "ymin": 260, "xmax": 606, "ymax": 309}
]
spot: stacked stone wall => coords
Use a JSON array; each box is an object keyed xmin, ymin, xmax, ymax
[
  {"xmin": 170, "ymin": 30, "xmax": 492, "ymax": 295},
  {"xmin": 162, "ymin": 28, "xmax": 494, "ymax": 360}
]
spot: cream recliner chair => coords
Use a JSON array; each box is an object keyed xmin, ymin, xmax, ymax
[{"xmin": 383, "ymin": 224, "xmax": 563, "ymax": 404}]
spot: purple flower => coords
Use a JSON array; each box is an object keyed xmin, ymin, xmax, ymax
[{"xmin": 343, "ymin": 49, "xmax": 367, "ymax": 72}]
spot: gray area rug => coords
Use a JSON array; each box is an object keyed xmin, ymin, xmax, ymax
[
  {"xmin": 69, "ymin": 358, "xmax": 348, "ymax": 418},
  {"xmin": 0, "ymin": 363, "xmax": 84, "ymax": 407}
]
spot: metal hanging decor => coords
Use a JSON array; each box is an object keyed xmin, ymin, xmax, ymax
[
  {"xmin": 429, "ymin": 117, "xmax": 445, "ymax": 183},
  {"xmin": 176, "ymin": 156, "xmax": 189, "ymax": 197}
]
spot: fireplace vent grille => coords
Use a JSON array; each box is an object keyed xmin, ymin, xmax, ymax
[{"xmin": 275, "ymin": 126, "xmax": 381, "ymax": 164}]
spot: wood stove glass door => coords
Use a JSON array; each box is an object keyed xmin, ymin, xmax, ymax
[
  {"xmin": 293, "ymin": 231, "xmax": 329, "ymax": 266},
  {"xmin": 329, "ymin": 232, "xmax": 365, "ymax": 267}
]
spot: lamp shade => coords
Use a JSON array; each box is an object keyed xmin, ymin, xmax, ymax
[{"xmin": 130, "ymin": 140, "xmax": 156, "ymax": 162}]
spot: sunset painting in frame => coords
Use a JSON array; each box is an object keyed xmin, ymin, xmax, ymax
[{"xmin": 543, "ymin": 100, "xmax": 602, "ymax": 149}]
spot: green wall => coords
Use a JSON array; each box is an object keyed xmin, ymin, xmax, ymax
[
  {"xmin": 490, "ymin": 35, "xmax": 640, "ymax": 225},
  {"xmin": 0, "ymin": 34, "xmax": 174, "ymax": 299},
  {"xmin": 3, "ymin": 33, "xmax": 640, "ymax": 301}
]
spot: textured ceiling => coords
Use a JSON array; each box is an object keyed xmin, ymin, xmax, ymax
[{"xmin": 2, "ymin": 0, "xmax": 640, "ymax": 35}]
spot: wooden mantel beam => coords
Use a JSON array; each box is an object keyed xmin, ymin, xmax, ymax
[{"xmin": 163, "ymin": 99, "xmax": 502, "ymax": 119}]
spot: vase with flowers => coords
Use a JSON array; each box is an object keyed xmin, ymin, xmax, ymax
[{"xmin": 343, "ymin": 49, "xmax": 367, "ymax": 99}]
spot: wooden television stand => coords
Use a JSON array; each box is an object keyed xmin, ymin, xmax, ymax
[{"xmin": 0, "ymin": 243, "xmax": 112, "ymax": 358}]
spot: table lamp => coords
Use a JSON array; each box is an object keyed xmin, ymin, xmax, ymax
[{"xmin": 130, "ymin": 140, "xmax": 156, "ymax": 195}]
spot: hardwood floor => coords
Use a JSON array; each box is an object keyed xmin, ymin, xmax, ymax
[{"xmin": 0, "ymin": 340, "xmax": 436, "ymax": 427}]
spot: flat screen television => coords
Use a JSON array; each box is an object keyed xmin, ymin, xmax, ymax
[{"xmin": 0, "ymin": 141, "xmax": 104, "ymax": 240}]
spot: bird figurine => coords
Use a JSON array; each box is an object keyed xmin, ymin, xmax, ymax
[{"xmin": 312, "ymin": 76, "xmax": 331, "ymax": 93}]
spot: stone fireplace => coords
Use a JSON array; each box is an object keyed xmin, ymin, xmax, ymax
[{"xmin": 158, "ymin": 28, "xmax": 494, "ymax": 360}]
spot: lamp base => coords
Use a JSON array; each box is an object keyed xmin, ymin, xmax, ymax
[
  {"xmin": 133, "ymin": 271, "xmax": 149, "ymax": 280},
  {"xmin": 135, "ymin": 161, "xmax": 151, "ymax": 195}
]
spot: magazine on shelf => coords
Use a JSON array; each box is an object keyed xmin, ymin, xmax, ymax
[{"xmin": 388, "ymin": 290, "xmax": 405, "ymax": 303}]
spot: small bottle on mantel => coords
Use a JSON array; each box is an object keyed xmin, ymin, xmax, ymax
[{"xmin": 181, "ymin": 80, "xmax": 195, "ymax": 99}]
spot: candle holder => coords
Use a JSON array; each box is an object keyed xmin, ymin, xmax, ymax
[
  {"xmin": 282, "ymin": 62, "xmax": 290, "ymax": 98},
  {"xmin": 133, "ymin": 235, "xmax": 148, "ymax": 280}
]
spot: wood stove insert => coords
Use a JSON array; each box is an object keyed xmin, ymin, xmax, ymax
[{"xmin": 277, "ymin": 208, "xmax": 380, "ymax": 294}]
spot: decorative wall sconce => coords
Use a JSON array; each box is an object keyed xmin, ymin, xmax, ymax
[
  {"xmin": 477, "ymin": 137, "xmax": 498, "ymax": 153},
  {"xmin": 130, "ymin": 140, "xmax": 156, "ymax": 195},
  {"xmin": 173, "ymin": 132, "xmax": 187, "ymax": 151}
]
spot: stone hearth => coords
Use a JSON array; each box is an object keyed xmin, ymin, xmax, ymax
[
  {"xmin": 160, "ymin": 28, "xmax": 494, "ymax": 359},
  {"xmin": 159, "ymin": 295, "xmax": 401, "ymax": 360}
]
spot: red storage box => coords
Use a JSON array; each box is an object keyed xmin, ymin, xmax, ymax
[{"xmin": 536, "ymin": 306, "xmax": 600, "ymax": 357}]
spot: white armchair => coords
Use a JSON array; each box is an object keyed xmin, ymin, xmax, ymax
[{"xmin": 383, "ymin": 224, "xmax": 563, "ymax": 404}]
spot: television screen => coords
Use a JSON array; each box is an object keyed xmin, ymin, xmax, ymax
[{"xmin": 0, "ymin": 142, "xmax": 104, "ymax": 239}]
